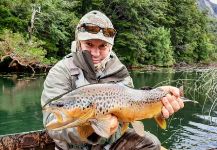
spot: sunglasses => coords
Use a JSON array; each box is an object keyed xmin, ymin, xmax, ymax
[{"xmin": 78, "ymin": 23, "xmax": 117, "ymax": 37}]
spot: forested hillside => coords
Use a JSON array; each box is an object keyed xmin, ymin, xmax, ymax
[{"xmin": 0, "ymin": 0, "xmax": 216, "ymax": 70}]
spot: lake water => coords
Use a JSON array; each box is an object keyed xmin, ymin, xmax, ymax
[{"xmin": 0, "ymin": 70, "xmax": 216, "ymax": 149}]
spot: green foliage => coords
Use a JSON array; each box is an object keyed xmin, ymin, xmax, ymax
[
  {"xmin": 33, "ymin": 0, "xmax": 80, "ymax": 57},
  {"xmin": 0, "ymin": 0, "xmax": 216, "ymax": 67},
  {"xmin": 0, "ymin": 5, "xmax": 27, "ymax": 32},
  {"xmin": 196, "ymin": 33, "xmax": 216, "ymax": 62},
  {"xmin": 145, "ymin": 27, "xmax": 174, "ymax": 66},
  {"xmin": 0, "ymin": 29, "xmax": 57, "ymax": 64},
  {"xmin": 167, "ymin": 0, "xmax": 216, "ymax": 63}
]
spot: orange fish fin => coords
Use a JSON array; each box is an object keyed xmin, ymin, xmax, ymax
[
  {"xmin": 52, "ymin": 108, "xmax": 95, "ymax": 131},
  {"xmin": 90, "ymin": 117, "xmax": 112, "ymax": 138},
  {"xmin": 121, "ymin": 122, "xmax": 129, "ymax": 135},
  {"xmin": 131, "ymin": 121, "xmax": 145, "ymax": 137},
  {"xmin": 154, "ymin": 114, "xmax": 167, "ymax": 129},
  {"xmin": 77, "ymin": 125, "xmax": 94, "ymax": 140},
  {"xmin": 46, "ymin": 118, "xmax": 74, "ymax": 130}
]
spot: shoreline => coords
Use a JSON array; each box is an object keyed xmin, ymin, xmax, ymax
[
  {"xmin": 0, "ymin": 62, "xmax": 217, "ymax": 74},
  {"xmin": 128, "ymin": 62, "xmax": 217, "ymax": 72}
]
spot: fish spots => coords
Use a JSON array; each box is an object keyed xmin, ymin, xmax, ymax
[{"xmin": 54, "ymin": 102, "xmax": 64, "ymax": 107}]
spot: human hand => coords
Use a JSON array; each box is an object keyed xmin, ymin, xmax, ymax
[
  {"xmin": 105, "ymin": 114, "xmax": 119, "ymax": 136},
  {"xmin": 159, "ymin": 86, "xmax": 184, "ymax": 119}
]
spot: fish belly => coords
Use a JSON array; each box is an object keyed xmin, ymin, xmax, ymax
[{"xmin": 133, "ymin": 102, "xmax": 163, "ymax": 121}]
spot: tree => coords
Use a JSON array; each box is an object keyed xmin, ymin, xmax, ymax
[{"xmin": 145, "ymin": 27, "xmax": 174, "ymax": 66}]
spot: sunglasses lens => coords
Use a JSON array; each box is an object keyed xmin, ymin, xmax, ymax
[
  {"xmin": 80, "ymin": 23, "xmax": 116, "ymax": 37},
  {"xmin": 103, "ymin": 28, "xmax": 116, "ymax": 37},
  {"xmin": 84, "ymin": 24, "xmax": 100, "ymax": 34}
]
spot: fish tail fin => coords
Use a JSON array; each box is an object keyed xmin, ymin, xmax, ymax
[{"xmin": 154, "ymin": 114, "xmax": 166, "ymax": 129}]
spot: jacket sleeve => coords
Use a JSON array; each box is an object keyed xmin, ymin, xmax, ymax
[{"xmin": 41, "ymin": 58, "xmax": 96, "ymax": 147}]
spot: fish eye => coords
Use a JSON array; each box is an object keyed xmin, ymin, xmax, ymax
[{"xmin": 56, "ymin": 103, "xmax": 64, "ymax": 107}]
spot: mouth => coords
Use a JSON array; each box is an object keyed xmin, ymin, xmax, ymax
[{"xmin": 92, "ymin": 59, "xmax": 101, "ymax": 64}]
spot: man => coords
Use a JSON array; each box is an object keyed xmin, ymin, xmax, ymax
[{"xmin": 41, "ymin": 10, "xmax": 184, "ymax": 150}]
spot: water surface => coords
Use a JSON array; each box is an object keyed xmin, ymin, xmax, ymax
[{"xmin": 0, "ymin": 70, "xmax": 216, "ymax": 149}]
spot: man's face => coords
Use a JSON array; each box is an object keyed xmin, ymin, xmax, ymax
[{"xmin": 80, "ymin": 39, "xmax": 111, "ymax": 64}]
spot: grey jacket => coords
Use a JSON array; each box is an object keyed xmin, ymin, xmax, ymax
[{"xmin": 41, "ymin": 51, "xmax": 133, "ymax": 150}]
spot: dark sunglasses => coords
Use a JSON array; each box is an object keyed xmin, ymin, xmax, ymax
[{"xmin": 78, "ymin": 23, "xmax": 117, "ymax": 37}]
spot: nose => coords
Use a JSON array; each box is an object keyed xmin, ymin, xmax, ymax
[{"xmin": 90, "ymin": 48, "xmax": 100, "ymax": 57}]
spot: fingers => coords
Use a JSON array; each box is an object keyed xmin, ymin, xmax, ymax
[
  {"xmin": 161, "ymin": 106, "xmax": 170, "ymax": 119},
  {"xmin": 159, "ymin": 86, "xmax": 180, "ymax": 97},
  {"xmin": 161, "ymin": 94, "xmax": 183, "ymax": 118},
  {"xmin": 169, "ymin": 87, "xmax": 180, "ymax": 97},
  {"xmin": 177, "ymin": 97, "xmax": 184, "ymax": 109},
  {"xmin": 162, "ymin": 96, "xmax": 174, "ymax": 116},
  {"xmin": 109, "ymin": 115, "xmax": 119, "ymax": 135}
]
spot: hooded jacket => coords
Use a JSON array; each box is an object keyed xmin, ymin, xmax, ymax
[{"xmin": 41, "ymin": 50, "xmax": 133, "ymax": 150}]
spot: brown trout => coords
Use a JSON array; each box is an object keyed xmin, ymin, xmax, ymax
[{"xmin": 43, "ymin": 83, "xmax": 181, "ymax": 138}]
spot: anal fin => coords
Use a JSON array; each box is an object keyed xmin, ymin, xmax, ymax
[{"xmin": 154, "ymin": 114, "xmax": 166, "ymax": 129}]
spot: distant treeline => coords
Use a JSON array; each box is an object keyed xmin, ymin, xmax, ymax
[{"xmin": 0, "ymin": 0, "xmax": 217, "ymax": 67}]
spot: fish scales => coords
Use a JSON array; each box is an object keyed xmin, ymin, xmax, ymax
[
  {"xmin": 46, "ymin": 83, "xmax": 167, "ymax": 119},
  {"xmin": 44, "ymin": 83, "xmax": 170, "ymax": 138}
]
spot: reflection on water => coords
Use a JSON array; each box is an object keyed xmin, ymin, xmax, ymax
[
  {"xmin": 130, "ymin": 69, "xmax": 217, "ymax": 149},
  {"xmin": 0, "ymin": 70, "xmax": 217, "ymax": 149},
  {"xmin": 0, "ymin": 74, "xmax": 45, "ymax": 135}
]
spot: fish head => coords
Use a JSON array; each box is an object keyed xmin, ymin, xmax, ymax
[{"xmin": 43, "ymin": 98, "xmax": 96, "ymax": 119}]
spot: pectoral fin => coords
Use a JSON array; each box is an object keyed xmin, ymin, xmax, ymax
[
  {"xmin": 89, "ymin": 117, "xmax": 112, "ymax": 138},
  {"xmin": 52, "ymin": 108, "xmax": 95, "ymax": 131},
  {"xmin": 154, "ymin": 114, "xmax": 166, "ymax": 129},
  {"xmin": 77, "ymin": 125, "xmax": 94, "ymax": 140},
  {"xmin": 131, "ymin": 121, "xmax": 145, "ymax": 137}
]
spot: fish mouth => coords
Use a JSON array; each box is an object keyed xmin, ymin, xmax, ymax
[{"xmin": 46, "ymin": 118, "xmax": 76, "ymax": 130}]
